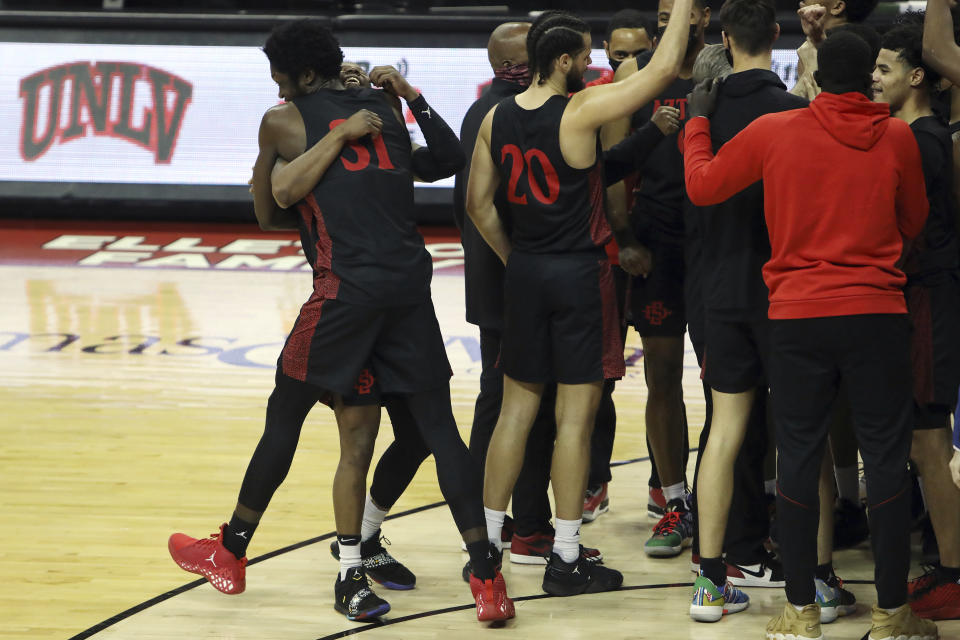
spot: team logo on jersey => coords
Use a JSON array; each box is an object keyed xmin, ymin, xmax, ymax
[
  {"xmin": 19, "ymin": 61, "xmax": 193, "ymax": 163},
  {"xmin": 643, "ymin": 301, "xmax": 673, "ymax": 326},
  {"xmin": 354, "ymin": 368, "xmax": 376, "ymax": 395}
]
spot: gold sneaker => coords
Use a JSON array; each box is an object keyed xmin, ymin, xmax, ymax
[
  {"xmin": 766, "ymin": 603, "xmax": 823, "ymax": 640},
  {"xmin": 868, "ymin": 604, "xmax": 938, "ymax": 640}
]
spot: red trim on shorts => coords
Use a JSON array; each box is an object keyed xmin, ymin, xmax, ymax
[
  {"xmin": 281, "ymin": 293, "xmax": 326, "ymax": 382},
  {"xmin": 907, "ymin": 284, "xmax": 935, "ymax": 405},
  {"xmin": 598, "ymin": 258, "xmax": 626, "ymax": 379},
  {"xmin": 588, "ymin": 165, "xmax": 612, "ymax": 248},
  {"xmin": 298, "ymin": 193, "xmax": 341, "ymax": 298}
]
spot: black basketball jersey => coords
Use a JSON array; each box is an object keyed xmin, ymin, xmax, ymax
[
  {"xmin": 290, "ymin": 87, "xmax": 432, "ymax": 306},
  {"xmin": 489, "ymin": 94, "xmax": 610, "ymax": 254}
]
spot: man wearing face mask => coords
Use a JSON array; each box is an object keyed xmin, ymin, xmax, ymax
[
  {"xmin": 585, "ymin": 10, "xmax": 655, "ymax": 89},
  {"xmin": 605, "ymin": 0, "xmax": 710, "ymax": 560}
]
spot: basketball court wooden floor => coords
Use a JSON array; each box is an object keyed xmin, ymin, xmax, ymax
[{"xmin": 2, "ymin": 220, "xmax": 958, "ymax": 639}]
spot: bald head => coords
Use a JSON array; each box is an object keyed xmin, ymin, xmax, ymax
[{"xmin": 488, "ymin": 21, "xmax": 531, "ymax": 70}]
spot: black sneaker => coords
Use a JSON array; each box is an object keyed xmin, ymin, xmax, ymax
[
  {"xmin": 461, "ymin": 542, "xmax": 502, "ymax": 584},
  {"xmin": 833, "ymin": 498, "xmax": 869, "ymax": 549},
  {"xmin": 334, "ymin": 567, "xmax": 390, "ymax": 622},
  {"xmin": 542, "ymin": 551, "xmax": 623, "ymax": 596},
  {"xmin": 330, "ymin": 531, "xmax": 416, "ymax": 590}
]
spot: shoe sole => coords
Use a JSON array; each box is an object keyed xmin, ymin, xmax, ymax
[
  {"xmin": 509, "ymin": 553, "xmax": 549, "ymax": 565},
  {"xmin": 819, "ymin": 606, "xmax": 838, "ymax": 624},
  {"xmin": 542, "ymin": 579, "xmax": 623, "ymax": 596},
  {"xmin": 369, "ymin": 575, "xmax": 415, "ymax": 591},
  {"xmin": 334, "ymin": 602, "xmax": 391, "ymax": 622},
  {"xmin": 729, "ymin": 575, "xmax": 786, "ymax": 588},
  {"xmin": 648, "ymin": 505, "xmax": 666, "ymax": 519},
  {"xmin": 766, "ymin": 633, "xmax": 823, "ymax": 640},
  {"xmin": 644, "ymin": 539, "xmax": 690, "ymax": 558},
  {"xmin": 866, "ymin": 634, "xmax": 937, "ymax": 640},
  {"xmin": 690, "ymin": 605, "xmax": 723, "ymax": 623},
  {"xmin": 168, "ymin": 541, "xmax": 244, "ymax": 595}
]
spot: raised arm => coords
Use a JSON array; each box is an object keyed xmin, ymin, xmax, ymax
[
  {"xmin": 251, "ymin": 104, "xmax": 305, "ymax": 231},
  {"xmin": 271, "ymin": 109, "xmax": 383, "ymax": 209},
  {"xmin": 923, "ymin": 0, "xmax": 960, "ymax": 86},
  {"xmin": 370, "ymin": 66, "xmax": 466, "ymax": 182},
  {"xmin": 566, "ymin": 0, "xmax": 694, "ymax": 130},
  {"xmin": 466, "ymin": 107, "xmax": 511, "ymax": 264}
]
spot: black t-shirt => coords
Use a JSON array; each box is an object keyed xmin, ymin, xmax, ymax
[
  {"xmin": 291, "ymin": 87, "xmax": 432, "ymax": 306},
  {"xmin": 630, "ymin": 49, "xmax": 695, "ymax": 245},
  {"xmin": 453, "ymin": 77, "xmax": 525, "ymax": 330},
  {"xmin": 490, "ymin": 94, "xmax": 610, "ymax": 254},
  {"xmin": 904, "ymin": 116, "xmax": 959, "ymax": 283},
  {"xmin": 696, "ymin": 70, "xmax": 809, "ymax": 319}
]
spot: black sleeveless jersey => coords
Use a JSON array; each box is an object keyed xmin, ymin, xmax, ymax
[
  {"xmin": 489, "ymin": 94, "xmax": 610, "ymax": 254},
  {"xmin": 290, "ymin": 87, "xmax": 432, "ymax": 306}
]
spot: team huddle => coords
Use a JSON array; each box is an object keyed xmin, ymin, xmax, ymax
[{"xmin": 166, "ymin": 0, "xmax": 960, "ymax": 638}]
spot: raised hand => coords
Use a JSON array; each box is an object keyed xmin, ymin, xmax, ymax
[{"xmin": 369, "ymin": 65, "xmax": 420, "ymax": 102}]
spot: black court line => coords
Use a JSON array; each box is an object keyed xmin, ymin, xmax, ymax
[
  {"xmin": 65, "ymin": 449, "xmax": 727, "ymax": 640},
  {"xmin": 313, "ymin": 579, "xmax": 878, "ymax": 640}
]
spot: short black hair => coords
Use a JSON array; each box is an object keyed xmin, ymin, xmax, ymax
[
  {"xmin": 719, "ymin": 0, "xmax": 777, "ymax": 56},
  {"xmin": 826, "ymin": 23, "xmax": 880, "ymax": 64},
  {"xmin": 605, "ymin": 9, "xmax": 653, "ymax": 42},
  {"xmin": 842, "ymin": 0, "xmax": 879, "ymax": 23},
  {"xmin": 534, "ymin": 22, "xmax": 591, "ymax": 85},
  {"xmin": 816, "ymin": 29, "xmax": 873, "ymax": 94},
  {"xmin": 527, "ymin": 12, "xmax": 589, "ymax": 74},
  {"xmin": 882, "ymin": 22, "xmax": 940, "ymax": 89},
  {"xmin": 263, "ymin": 19, "xmax": 343, "ymax": 82}
]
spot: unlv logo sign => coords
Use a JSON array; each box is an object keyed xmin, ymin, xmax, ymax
[{"xmin": 19, "ymin": 62, "xmax": 193, "ymax": 163}]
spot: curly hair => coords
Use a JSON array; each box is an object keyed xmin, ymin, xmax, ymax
[
  {"xmin": 263, "ymin": 19, "xmax": 344, "ymax": 82},
  {"xmin": 882, "ymin": 22, "xmax": 941, "ymax": 91}
]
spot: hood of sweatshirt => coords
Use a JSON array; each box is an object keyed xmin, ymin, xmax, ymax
[
  {"xmin": 809, "ymin": 91, "xmax": 891, "ymax": 151},
  {"xmin": 720, "ymin": 68, "xmax": 786, "ymax": 98}
]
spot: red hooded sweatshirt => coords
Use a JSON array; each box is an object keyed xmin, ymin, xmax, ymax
[{"xmin": 684, "ymin": 91, "xmax": 928, "ymax": 320}]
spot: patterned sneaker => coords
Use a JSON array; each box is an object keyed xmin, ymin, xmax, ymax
[
  {"xmin": 334, "ymin": 566, "xmax": 390, "ymax": 621},
  {"xmin": 765, "ymin": 603, "xmax": 823, "ymax": 640},
  {"xmin": 648, "ymin": 485, "xmax": 667, "ymax": 519},
  {"xmin": 168, "ymin": 523, "xmax": 247, "ymax": 594},
  {"xmin": 542, "ymin": 552, "xmax": 623, "ymax": 596},
  {"xmin": 644, "ymin": 497, "xmax": 693, "ymax": 558},
  {"xmin": 690, "ymin": 573, "xmax": 750, "ymax": 622},
  {"xmin": 727, "ymin": 552, "xmax": 786, "ymax": 588},
  {"xmin": 909, "ymin": 567, "xmax": 960, "ymax": 620},
  {"xmin": 867, "ymin": 604, "xmax": 938, "ymax": 640},
  {"xmin": 469, "ymin": 570, "xmax": 515, "ymax": 622},
  {"xmin": 330, "ymin": 531, "xmax": 415, "ymax": 590},
  {"xmin": 583, "ymin": 483, "xmax": 609, "ymax": 522},
  {"xmin": 815, "ymin": 573, "xmax": 857, "ymax": 623}
]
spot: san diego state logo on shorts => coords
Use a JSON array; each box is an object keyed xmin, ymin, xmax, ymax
[
  {"xmin": 19, "ymin": 62, "xmax": 193, "ymax": 163},
  {"xmin": 643, "ymin": 301, "xmax": 673, "ymax": 326},
  {"xmin": 354, "ymin": 368, "xmax": 376, "ymax": 395}
]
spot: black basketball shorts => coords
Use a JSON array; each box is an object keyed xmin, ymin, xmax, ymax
[
  {"xmin": 703, "ymin": 314, "xmax": 770, "ymax": 394},
  {"xmin": 906, "ymin": 272, "xmax": 960, "ymax": 428},
  {"xmin": 502, "ymin": 250, "xmax": 625, "ymax": 385},
  {"xmin": 630, "ymin": 238, "xmax": 686, "ymax": 337},
  {"xmin": 278, "ymin": 293, "xmax": 451, "ymax": 406}
]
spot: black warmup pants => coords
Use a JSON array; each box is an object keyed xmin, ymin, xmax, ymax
[
  {"xmin": 468, "ymin": 327, "xmax": 554, "ymax": 536},
  {"xmin": 770, "ymin": 314, "xmax": 912, "ymax": 608}
]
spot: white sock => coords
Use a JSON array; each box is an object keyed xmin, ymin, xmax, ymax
[
  {"xmin": 361, "ymin": 493, "xmax": 389, "ymax": 542},
  {"xmin": 554, "ymin": 518, "xmax": 581, "ymax": 563},
  {"xmin": 764, "ymin": 479, "xmax": 777, "ymax": 496},
  {"xmin": 338, "ymin": 538, "xmax": 362, "ymax": 580},
  {"xmin": 834, "ymin": 465, "xmax": 859, "ymax": 503},
  {"xmin": 792, "ymin": 603, "xmax": 808, "ymax": 612},
  {"xmin": 663, "ymin": 482, "xmax": 685, "ymax": 503},
  {"xmin": 484, "ymin": 507, "xmax": 505, "ymax": 551}
]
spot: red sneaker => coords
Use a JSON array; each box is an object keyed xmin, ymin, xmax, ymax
[
  {"xmin": 908, "ymin": 566, "xmax": 939, "ymax": 598},
  {"xmin": 168, "ymin": 523, "xmax": 247, "ymax": 594},
  {"xmin": 648, "ymin": 486, "xmax": 666, "ymax": 519},
  {"xmin": 510, "ymin": 531, "xmax": 553, "ymax": 565},
  {"xmin": 583, "ymin": 483, "xmax": 609, "ymax": 522},
  {"xmin": 470, "ymin": 571, "xmax": 515, "ymax": 622},
  {"xmin": 909, "ymin": 571, "xmax": 960, "ymax": 620}
]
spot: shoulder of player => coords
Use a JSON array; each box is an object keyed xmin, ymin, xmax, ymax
[{"xmin": 262, "ymin": 101, "xmax": 299, "ymax": 125}]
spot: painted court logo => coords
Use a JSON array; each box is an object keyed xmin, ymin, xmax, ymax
[{"xmin": 19, "ymin": 61, "xmax": 193, "ymax": 163}]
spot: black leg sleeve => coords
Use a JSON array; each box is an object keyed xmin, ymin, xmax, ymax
[{"xmin": 368, "ymin": 396, "xmax": 432, "ymax": 510}]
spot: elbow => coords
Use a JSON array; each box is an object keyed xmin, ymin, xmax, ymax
[{"xmin": 273, "ymin": 185, "xmax": 292, "ymax": 210}]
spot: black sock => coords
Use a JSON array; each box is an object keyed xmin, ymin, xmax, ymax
[
  {"xmin": 701, "ymin": 556, "xmax": 726, "ymax": 588},
  {"xmin": 939, "ymin": 564, "xmax": 960, "ymax": 582},
  {"xmin": 466, "ymin": 540, "xmax": 495, "ymax": 580},
  {"xmin": 815, "ymin": 563, "xmax": 833, "ymax": 582},
  {"xmin": 223, "ymin": 514, "xmax": 259, "ymax": 559}
]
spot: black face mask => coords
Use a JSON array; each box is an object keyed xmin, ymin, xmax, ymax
[
  {"xmin": 658, "ymin": 24, "xmax": 700, "ymax": 54},
  {"xmin": 609, "ymin": 58, "xmax": 622, "ymax": 72}
]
